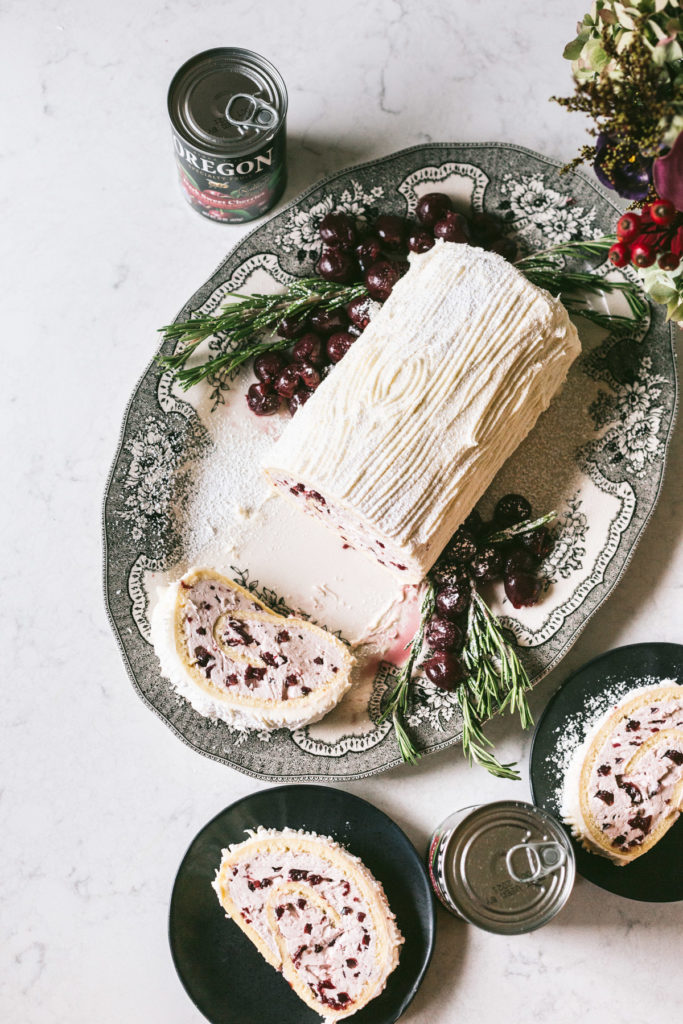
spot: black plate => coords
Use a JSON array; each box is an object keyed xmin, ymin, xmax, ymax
[
  {"xmin": 169, "ymin": 785, "xmax": 435, "ymax": 1024},
  {"xmin": 530, "ymin": 642, "xmax": 683, "ymax": 902}
]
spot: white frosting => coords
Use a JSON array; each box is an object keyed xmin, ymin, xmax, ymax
[{"xmin": 264, "ymin": 241, "xmax": 580, "ymax": 583}]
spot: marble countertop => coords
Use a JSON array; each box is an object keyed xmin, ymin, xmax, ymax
[{"xmin": 3, "ymin": 1, "xmax": 681, "ymax": 1021}]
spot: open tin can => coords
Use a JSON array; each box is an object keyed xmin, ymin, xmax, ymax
[
  {"xmin": 428, "ymin": 800, "xmax": 575, "ymax": 934},
  {"xmin": 168, "ymin": 48, "xmax": 287, "ymax": 223}
]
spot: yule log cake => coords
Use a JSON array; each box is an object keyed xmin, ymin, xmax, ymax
[
  {"xmin": 212, "ymin": 828, "xmax": 403, "ymax": 1021},
  {"xmin": 264, "ymin": 240, "xmax": 580, "ymax": 583}
]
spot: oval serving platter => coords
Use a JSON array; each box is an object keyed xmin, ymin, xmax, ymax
[{"xmin": 104, "ymin": 142, "xmax": 677, "ymax": 781}]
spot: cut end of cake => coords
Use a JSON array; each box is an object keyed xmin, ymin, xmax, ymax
[{"xmin": 150, "ymin": 567, "xmax": 354, "ymax": 731}]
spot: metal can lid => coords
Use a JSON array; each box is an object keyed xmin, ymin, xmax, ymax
[
  {"xmin": 168, "ymin": 48, "xmax": 287, "ymax": 157},
  {"xmin": 444, "ymin": 801, "xmax": 575, "ymax": 934}
]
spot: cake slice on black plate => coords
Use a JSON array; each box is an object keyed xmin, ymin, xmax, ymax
[
  {"xmin": 562, "ymin": 682, "xmax": 683, "ymax": 865},
  {"xmin": 212, "ymin": 828, "xmax": 403, "ymax": 1021}
]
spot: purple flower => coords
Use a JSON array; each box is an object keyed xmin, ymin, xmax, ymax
[
  {"xmin": 653, "ymin": 132, "xmax": 683, "ymax": 212},
  {"xmin": 593, "ymin": 132, "xmax": 652, "ymax": 201}
]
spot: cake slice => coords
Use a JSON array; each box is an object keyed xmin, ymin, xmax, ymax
[
  {"xmin": 562, "ymin": 683, "xmax": 683, "ymax": 865},
  {"xmin": 212, "ymin": 828, "xmax": 403, "ymax": 1021},
  {"xmin": 150, "ymin": 567, "xmax": 353, "ymax": 730},
  {"xmin": 263, "ymin": 240, "xmax": 580, "ymax": 583}
]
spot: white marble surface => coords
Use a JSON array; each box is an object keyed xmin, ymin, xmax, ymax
[{"xmin": 2, "ymin": 1, "xmax": 682, "ymax": 1021}]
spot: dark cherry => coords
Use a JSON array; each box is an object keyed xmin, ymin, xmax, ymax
[
  {"xmin": 416, "ymin": 192, "xmax": 452, "ymax": 228},
  {"xmin": 445, "ymin": 527, "xmax": 477, "ymax": 565},
  {"xmin": 407, "ymin": 227, "xmax": 435, "ymax": 253},
  {"xmin": 471, "ymin": 545, "xmax": 504, "ymax": 582},
  {"xmin": 433, "ymin": 212, "xmax": 470, "ymax": 244},
  {"xmin": 309, "ymin": 307, "xmax": 348, "ymax": 335},
  {"xmin": 319, "ymin": 211, "xmax": 356, "ymax": 250},
  {"xmin": 627, "ymin": 812, "xmax": 652, "ymax": 834},
  {"xmin": 518, "ymin": 525, "xmax": 553, "ymax": 560},
  {"xmin": 424, "ymin": 651, "xmax": 464, "ymax": 690},
  {"xmin": 273, "ymin": 364, "xmax": 300, "ymax": 399},
  {"xmin": 596, "ymin": 790, "xmax": 614, "ymax": 805},
  {"xmin": 277, "ymin": 314, "xmax": 308, "ymax": 339},
  {"xmin": 365, "ymin": 260, "xmax": 403, "ymax": 302},
  {"xmin": 504, "ymin": 572, "xmax": 541, "ymax": 609},
  {"xmin": 346, "ymin": 295, "xmax": 374, "ymax": 330},
  {"xmin": 425, "ymin": 616, "xmax": 462, "ymax": 652},
  {"xmin": 494, "ymin": 493, "xmax": 532, "ymax": 528},
  {"xmin": 374, "ymin": 214, "xmax": 406, "ymax": 250},
  {"xmin": 490, "ymin": 237, "xmax": 518, "ymax": 261},
  {"xmin": 435, "ymin": 580, "xmax": 471, "ymax": 620},
  {"xmin": 355, "ymin": 237, "xmax": 383, "ymax": 273},
  {"xmin": 288, "ymin": 388, "xmax": 313, "ymax": 415},
  {"xmin": 317, "ymin": 248, "xmax": 356, "ymax": 284},
  {"xmin": 292, "ymin": 332, "xmax": 325, "ymax": 367},
  {"xmin": 254, "ymin": 351, "xmax": 286, "ymax": 382},
  {"xmin": 327, "ymin": 331, "xmax": 356, "ymax": 363},
  {"xmin": 246, "ymin": 381, "xmax": 280, "ymax": 416},
  {"xmin": 298, "ymin": 362, "xmax": 321, "ymax": 389},
  {"xmin": 463, "ymin": 508, "xmax": 484, "ymax": 536},
  {"xmin": 504, "ymin": 545, "xmax": 538, "ymax": 576}
]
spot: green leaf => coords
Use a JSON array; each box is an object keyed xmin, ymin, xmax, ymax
[
  {"xmin": 563, "ymin": 37, "xmax": 586, "ymax": 60},
  {"xmin": 584, "ymin": 36, "xmax": 611, "ymax": 69}
]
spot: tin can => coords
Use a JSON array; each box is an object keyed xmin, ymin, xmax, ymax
[
  {"xmin": 168, "ymin": 48, "xmax": 287, "ymax": 223},
  {"xmin": 428, "ymin": 800, "xmax": 574, "ymax": 934}
]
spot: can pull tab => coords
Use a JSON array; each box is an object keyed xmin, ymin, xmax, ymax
[
  {"xmin": 505, "ymin": 841, "xmax": 566, "ymax": 883},
  {"xmin": 225, "ymin": 93, "xmax": 278, "ymax": 131}
]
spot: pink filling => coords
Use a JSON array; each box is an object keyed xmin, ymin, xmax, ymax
[
  {"xmin": 181, "ymin": 579, "xmax": 343, "ymax": 701},
  {"xmin": 229, "ymin": 848, "xmax": 379, "ymax": 1011},
  {"xmin": 586, "ymin": 697, "xmax": 683, "ymax": 852},
  {"xmin": 274, "ymin": 478, "xmax": 410, "ymax": 573}
]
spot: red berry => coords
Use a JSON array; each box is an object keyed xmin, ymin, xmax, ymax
[
  {"xmin": 365, "ymin": 260, "xmax": 403, "ymax": 301},
  {"xmin": 608, "ymin": 242, "xmax": 630, "ymax": 268},
  {"xmin": 317, "ymin": 249, "xmax": 356, "ymax": 283},
  {"xmin": 277, "ymin": 315, "xmax": 308, "ymax": 339},
  {"xmin": 327, "ymin": 331, "xmax": 355, "ymax": 362},
  {"xmin": 630, "ymin": 240, "xmax": 655, "ymax": 268},
  {"xmin": 650, "ymin": 199, "xmax": 676, "ymax": 226},
  {"xmin": 504, "ymin": 572, "xmax": 541, "ymax": 609},
  {"xmin": 273, "ymin": 365, "xmax": 300, "ymax": 399},
  {"xmin": 288, "ymin": 388, "xmax": 313, "ymax": 415},
  {"xmin": 246, "ymin": 381, "xmax": 280, "ymax": 416},
  {"xmin": 659, "ymin": 251, "xmax": 681, "ymax": 271},
  {"xmin": 425, "ymin": 616, "xmax": 462, "ymax": 652},
  {"xmin": 292, "ymin": 333, "xmax": 325, "ymax": 367},
  {"xmin": 408, "ymin": 228, "xmax": 435, "ymax": 253},
  {"xmin": 416, "ymin": 192, "xmax": 452, "ymax": 228},
  {"xmin": 254, "ymin": 351, "xmax": 286, "ymax": 382},
  {"xmin": 433, "ymin": 212, "xmax": 470, "ymax": 244},
  {"xmin": 355, "ymin": 237, "xmax": 383, "ymax": 273},
  {"xmin": 423, "ymin": 652, "xmax": 464, "ymax": 690},
  {"xmin": 616, "ymin": 212, "xmax": 641, "ymax": 242},
  {"xmin": 346, "ymin": 295, "xmax": 374, "ymax": 330},
  {"xmin": 309, "ymin": 307, "xmax": 348, "ymax": 335},
  {"xmin": 373, "ymin": 214, "xmax": 406, "ymax": 250},
  {"xmin": 435, "ymin": 581, "xmax": 471, "ymax": 620},
  {"xmin": 319, "ymin": 212, "xmax": 356, "ymax": 250},
  {"xmin": 297, "ymin": 362, "xmax": 321, "ymax": 389}
]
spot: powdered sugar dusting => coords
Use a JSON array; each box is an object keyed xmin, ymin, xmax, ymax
[{"xmin": 549, "ymin": 676, "xmax": 677, "ymax": 810}]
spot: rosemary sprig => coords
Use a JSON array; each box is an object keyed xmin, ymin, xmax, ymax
[
  {"xmin": 157, "ymin": 279, "xmax": 367, "ymax": 391},
  {"xmin": 377, "ymin": 581, "xmax": 436, "ymax": 765},
  {"xmin": 486, "ymin": 511, "xmax": 556, "ymax": 545},
  {"xmin": 515, "ymin": 235, "xmax": 617, "ymax": 265}
]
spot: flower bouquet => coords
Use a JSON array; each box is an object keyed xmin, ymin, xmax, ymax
[{"xmin": 555, "ymin": 1, "xmax": 683, "ymax": 321}]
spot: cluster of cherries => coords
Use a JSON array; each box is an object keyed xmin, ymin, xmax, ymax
[
  {"xmin": 247, "ymin": 194, "xmax": 513, "ymax": 416},
  {"xmin": 421, "ymin": 493, "xmax": 553, "ymax": 691},
  {"xmin": 608, "ymin": 198, "xmax": 683, "ymax": 272}
]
